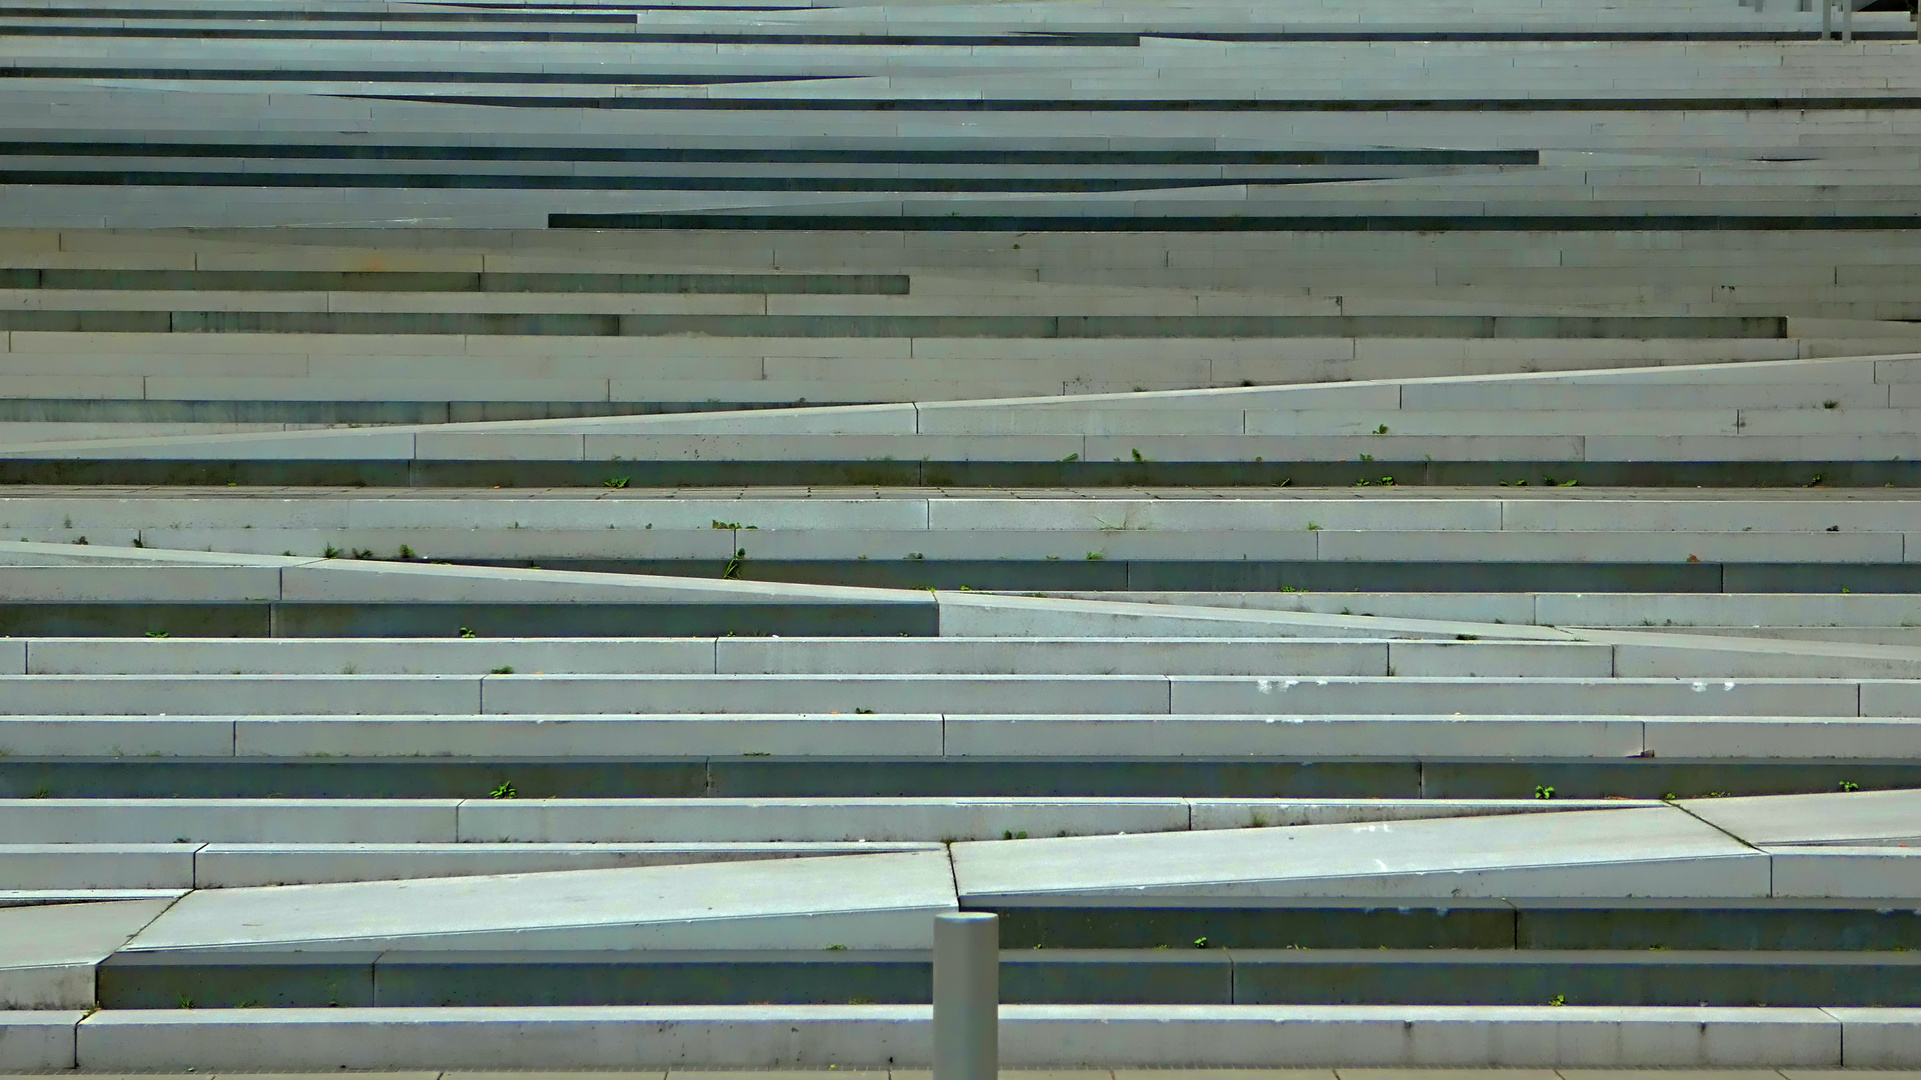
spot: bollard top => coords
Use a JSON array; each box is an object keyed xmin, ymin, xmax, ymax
[{"xmin": 936, "ymin": 911, "xmax": 999, "ymax": 924}]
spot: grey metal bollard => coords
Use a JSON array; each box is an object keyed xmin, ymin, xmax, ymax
[{"xmin": 933, "ymin": 912, "xmax": 998, "ymax": 1080}]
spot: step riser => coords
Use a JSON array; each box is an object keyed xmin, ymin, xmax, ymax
[
  {"xmin": 2, "ymin": 760, "xmax": 1915, "ymax": 800},
  {"xmin": 0, "ymin": 460, "xmax": 1907, "ymax": 487},
  {"xmin": 0, "ymin": 603, "xmax": 935, "ymax": 638},
  {"xmin": 88, "ymin": 952, "xmax": 1921, "ymax": 1009}
]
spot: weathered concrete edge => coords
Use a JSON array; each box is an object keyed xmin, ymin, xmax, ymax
[{"xmin": 45, "ymin": 1004, "xmax": 1910, "ymax": 1069}]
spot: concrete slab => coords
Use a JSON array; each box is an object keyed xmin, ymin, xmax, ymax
[
  {"xmin": 281, "ymin": 561, "xmax": 931, "ymax": 610},
  {"xmin": 478, "ymin": 675, "xmax": 1169, "ymax": 716},
  {"xmin": 457, "ymin": 798, "xmax": 1192, "ymax": 843},
  {"xmin": 234, "ymin": 714, "xmax": 942, "ymax": 759},
  {"xmin": 0, "ymin": 717, "xmax": 234, "ymax": 758},
  {"xmin": 1680, "ymin": 789, "xmax": 1921, "ymax": 846},
  {"xmin": 24, "ymin": 638, "xmax": 721, "ymax": 676},
  {"xmin": 953, "ymin": 807, "xmax": 1766, "ymax": 901},
  {"xmin": 0, "ymin": 844, "xmax": 196, "ymax": 890},
  {"xmin": 938, "ymin": 593, "xmax": 1566, "ymax": 643},
  {"xmin": 66, "ymin": 1005, "xmax": 1846, "ymax": 1070},
  {"xmin": 0, "ymin": 1010, "xmax": 79, "ymax": 1071},
  {"xmin": 1767, "ymin": 847, "xmax": 1921, "ymax": 899},
  {"xmin": 73, "ymin": 1006, "xmax": 931, "ymax": 1071},
  {"xmin": 0, "ymin": 898, "xmax": 174, "ymax": 1008},
  {"xmin": 1644, "ymin": 717, "xmax": 1921, "ymax": 759},
  {"xmin": 1189, "ymin": 799, "xmax": 1663, "ymax": 831},
  {"xmin": 715, "ymin": 638, "xmax": 1388, "ymax": 678},
  {"xmin": 1825, "ymin": 1008, "xmax": 1921, "ymax": 1068},
  {"xmin": 0, "ymin": 800, "xmax": 459, "ymax": 844},
  {"xmin": 942, "ymin": 715, "xmax": 1642, "ymax": 759},
  {"xmin": 1167, "ymin": 677, "xmax": 1858, "ymax": 717},
  {"xmin": 194, "ymin": 842, "xmax": 945, "ymax": 888},
  {"xmin": 0, "ymin": 676, "xmax": 480, "ymax": 717},
  {"xmin": 122, "ymin": 851, "xmax": 956, "ymax": 953}
]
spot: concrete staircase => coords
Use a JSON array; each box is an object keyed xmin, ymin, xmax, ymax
[{"xmin": 4, "ymin": 0, "xmax": 1921, "ymax": 1071}]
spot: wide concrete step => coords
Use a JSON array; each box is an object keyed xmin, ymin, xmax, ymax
[
  {"xmin": 3, "ymin": 755, "xmax": 1913, "ymax": 799},
  {"xmin": 0, "ymin": 797, "xmax": 1648, "ymax": 844},
  {"xmin": 27, "ymin": 527, "xmax": 1907, "ymax": 565},
  {"xmin": 0, "ymin": 672, "xmax": 1907, "ymax": 716},
  {"xmin": 0, "ymin": 1004, "xmax": 1892, "ymax": 1071},
  {"xmin": 11, "ymin": 490, "xmax": 1921, "ymax": 531},
  {"xmin": 2, "ymin": 710, "xmax": 1918, "ymax": 762},
  {"xmin": 0, "ymin": 636, "xmax": 1623, "ymax": 677},
  {"xmin": 0, "ymin": 840, "xmax": 945, "ymax": 888},
  {"xmin": 950, "ymin": 798, "xmax": 1921, "ymax": 901},
  {"xmin": 0, "ymin": 310, "xmax": 1794, "ymax": 338},
  {"xmin": 1021, "ymin": 589, "xmax": 1921, "ymax": 628}
]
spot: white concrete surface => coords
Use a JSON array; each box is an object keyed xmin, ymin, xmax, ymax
[
  {"xmin": 0, "ymin": 1010, "xmax": 81, "ymax": 1071},
  {"xmin": 0, "ymin": 898, "xmax": 175, "ymax": 1009},
  {"xmin": 1680, "ymin": 789, "xmax": 1921, "ymax": 846},
  {"xmin": 64, "ymin": 1005, "xmax": 1853, "ymax": 1069},
  {"xmin": 121, "ymin": 851, "xmax": 956, "ymax": 953},
  {"xmin": 952, "ymin": 807, "xmax": 1767, "ymax": 901}
]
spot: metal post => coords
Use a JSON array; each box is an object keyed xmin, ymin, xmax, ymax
[
  {"xmin": 1844, "ymin": 0, "xmax": 1854, "ymax": 41},
  {"xmin": 933, "ymin": 912, "xmax": 998, "ymax": 1080},
  {"xmin": 1823, "ymin": 0, "xmax": 1833, "ymax": 38}
]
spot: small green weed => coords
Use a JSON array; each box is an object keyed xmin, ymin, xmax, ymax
[
  {"xmin": 603, "ymin": 476, "xmax": 630, "ymax": 489},
  {"xmin": 490, "ymin": 666, "xmax": 515, "ymax": 675},
  {"xmin": 489, "ymin": 781, "xmax": 517, "ymax": 799},
  {"xmin": 1534, "ymin": 785, "xmax": 1556, "ymax": 800}
]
